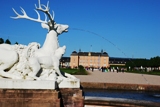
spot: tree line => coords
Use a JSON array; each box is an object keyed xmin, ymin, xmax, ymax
[
  {"xmin": 0, "ymin": 38, "xmax": 18, "ymax": 45},
  {"xmin": 125, "ymin": 56, "xmax": 160, "ymax": 69}
]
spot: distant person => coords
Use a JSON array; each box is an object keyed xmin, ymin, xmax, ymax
[
  {"xmin": 105, "ymin": 68, "xmax": 108, "ymax": 72},
  {"xmin": 121, "ymin": 68, "xmax": 124, "ymax": 73},
  {"xmin": 99, "ymin": 67, "xmax": 101, "ymax": 71},
  {"xmin": 104, "ymin": 67, "xmax": 106, "ymax": 72},
  {"xmin": 86, "ymin": 67, "xmax": 88, "ymax": 70},
  {"xmin": 117, "ymin": 67, "xmax": 119, "ymax": 73},
  {"xmin": 101, "ymin": 66, "xmax": 104, "ymax": 72},
  {"xmin": 108, "ymin": 67, "xmax": 111, "ymax": 72},
  {"xmin": 92, "ymin": 67, "xmax": 94, "ymax": 72}
]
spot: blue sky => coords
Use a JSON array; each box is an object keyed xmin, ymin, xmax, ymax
[{"xmin": 0, "ymin": 0, "xmax": 159, "ymax": 59}]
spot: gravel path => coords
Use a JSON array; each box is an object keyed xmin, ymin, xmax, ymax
[{"xmin": 74, "ymin": 70, "xmax": 160, "ymax": 85}]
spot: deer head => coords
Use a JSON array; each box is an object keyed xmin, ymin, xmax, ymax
[
  {"xmin": 11, "ymin": 0, "xmax": 68, "ymax": 34},
  {"xmin": 55, "ymin": 45, "xmax": 66, "ymax": 59}
]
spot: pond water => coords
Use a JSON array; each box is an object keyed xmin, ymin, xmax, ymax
[{"xmin": 83, "ymin": 89, "xmax": 160, "ymax": 103}]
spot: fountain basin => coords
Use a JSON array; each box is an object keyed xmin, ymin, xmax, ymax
[
  {"xmin": 82, "ymin": 82, "xmax": 160, "ymax": 107},
  {"xmin": 85, "ymin": 96, "xmax": 160, "ymax": 107},
  {"xmin": 81, "ymin": 82, "xmax": 160, "ymax": 91}
]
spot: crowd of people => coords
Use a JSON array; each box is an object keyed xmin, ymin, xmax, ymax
[{"xmin": 86, "ymin": 66, "xmax": 125, "ymax": 73}]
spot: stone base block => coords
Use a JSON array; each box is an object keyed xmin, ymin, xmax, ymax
[
  {"xmin": 0, "ymin": 89, "xmax": 60, "ymax": 107},
  {"xmin": 0, "ymin": 88, "xmax": 84, "ymax": 107},
  {"xmin": 0, "ymin": 79, "xmax": 84, "ymax": 107}
]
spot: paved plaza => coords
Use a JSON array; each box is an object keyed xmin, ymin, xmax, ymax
[{"xmin": 74, "ymin": 70, "xmax": 160, "ymax": 85}]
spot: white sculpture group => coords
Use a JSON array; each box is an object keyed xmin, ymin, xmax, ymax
[{"xmin": 0, "ymin": 0, "xmax": 77, "ymax": 83}]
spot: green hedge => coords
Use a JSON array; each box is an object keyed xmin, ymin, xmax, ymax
[{"xmin": 60, "ymin": 66, "xmax": 88, "ymax": 75}]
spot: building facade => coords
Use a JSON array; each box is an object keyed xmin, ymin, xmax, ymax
[
  {"xmin": 60, "ymin": 50, "xmax": 135, "ymax": 69},
  {"xmin": 109, "ymin": 57, "xmax": 130, "ymax": 66},
  {"xmin": 60, "ymin": 57, "xmax": 70, "ymax": 67},
  {"xmin": 70, "ymin": 50, "xmax": 109, "ymax": 69}
]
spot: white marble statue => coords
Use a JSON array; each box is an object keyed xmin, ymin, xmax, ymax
[{"xmin": 0, "ymin": 0, "xmax": 78, "ymax": 86}]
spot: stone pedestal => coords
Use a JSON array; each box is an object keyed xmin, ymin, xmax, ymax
[
  {"xmin": 0, "ymin": 89, "xmax": 60, "ymax": 107},
  {"xmin": 0, "ymin": 88, "xmax": 84, "ymax": 107},
  {"xmin": 0, "ymin": 79, "xmax": 84, "ymax": 107}
]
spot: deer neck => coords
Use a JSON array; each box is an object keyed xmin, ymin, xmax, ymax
[{"xmin": 41, "ymin": 30, "xmax": 59, "ymax": 53}]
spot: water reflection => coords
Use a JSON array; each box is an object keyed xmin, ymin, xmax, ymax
[{"xmin": 84, "ymin": 89, "xmax": 160, "ymax": 103}]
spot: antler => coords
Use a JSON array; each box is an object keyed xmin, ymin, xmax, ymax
[
  {"xmin": 11, "ymin": 7, "xmax": 48, "ymax": 24},
  {"xmin": 35, "ymin": 0, "xmax": 54, "ymax": 21},
  {"xmin": 11, "ymin": 0, "xmax": 55, "ymax": 30}
]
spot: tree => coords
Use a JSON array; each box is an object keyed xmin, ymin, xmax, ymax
[
  {"xmin": 0, "ymin": 38, "xmax": 4, "ymax": 44},
  {"xmin": 5, "ymin": 39, "xmax": 11, "ymax": 44},
  {"xmin": 125, "ymin": 56, "xmax": 160, "ymax": 71},
  {"xmin": 149, "ymin": 56, "xmax": 160, "ymax": 67},
  {"xmin": 78, "ymin": 65, "xmax": 85, "ymax": 72},
  {"xmin": 15, "ymin": 42, "xmax": 18, "ymax": 45}
]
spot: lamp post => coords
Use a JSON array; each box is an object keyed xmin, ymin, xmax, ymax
[{"xmin": 78, "ymin": 52, "xmax": 79, "ymax": 68}]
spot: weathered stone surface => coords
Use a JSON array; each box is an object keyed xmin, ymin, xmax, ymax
[
  {"xmin": 0, "ymin": 88, "xmax": 84, "ymax": 107},
  {"xmin": 0, "ymin": 79, "xmax": 56, "ymax": 89},
  {"xmin": 58, "ymin": 78, "xmax": 80, "ymax": 88},
  {"xmin": 0, "ymin": 89, "xmax": 60, "ymax": 107},
  {"xmin": 59, "ymin": 88, "xmax": 84, "ymax": 107},
  {"xmin": 81, "ymin": 82, "xmax": 160, "ymax": 91}
]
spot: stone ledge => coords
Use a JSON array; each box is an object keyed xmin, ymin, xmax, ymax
[
  {"xmin": 81, "ymin": 82, "xmax": 160, "ymax": 91},
  {"xmin": 0, "ymin": 79, "xmax": 56, "ymax": 89},
  {"xmin": 85, "ymin": 96, "xmax": 160, "ymax": 107}
]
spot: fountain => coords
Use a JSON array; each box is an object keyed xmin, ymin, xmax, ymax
[
  {"xmin": 0, "ymin": 0, "xmax": 84, "ymax": 106},
  {"xmin": 69, "ymin": 29, "xmax": 160, "ymax": 107}
]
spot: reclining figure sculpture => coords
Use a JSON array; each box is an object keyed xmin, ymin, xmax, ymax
[{"xmin": 0, "ymin": 0, "xmax": 76, "ymax": 82}]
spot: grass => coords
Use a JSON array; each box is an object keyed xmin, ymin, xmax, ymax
[
  {"xmin": 125, "ymin": 70, "xmax": 160, "ymax": 76},
  {"xmin": 60, "ymin": 68, "xmax": 88, "ymax": 75}
]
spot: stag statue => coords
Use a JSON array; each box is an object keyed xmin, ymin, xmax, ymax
[
  {"xmin": 11, "ymin": 0, "xmax": 68, "ymax": 55},
  {"xmin": 0, "ymin": 0, "xmax": 77, "ymax": 82}
]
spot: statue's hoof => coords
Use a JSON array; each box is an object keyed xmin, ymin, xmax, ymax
[{"xmin": 35, "ymin": 78, "xmax": 41, "ymax": 80}]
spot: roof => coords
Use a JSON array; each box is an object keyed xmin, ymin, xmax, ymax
[
  {"xmin": 71, "ymin": 51, "xmax": 78, "ymax": 56},
  {"xmin": 71, "ymin": 51, "xmax": 109, "ymax": 57},
  {"xmin": 60, "ymin": 57, "xmax": 70, "ymax": 62},
  {"xmin": 72, "ymin": 51, "xmax": 77, "ymax": 54}
]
